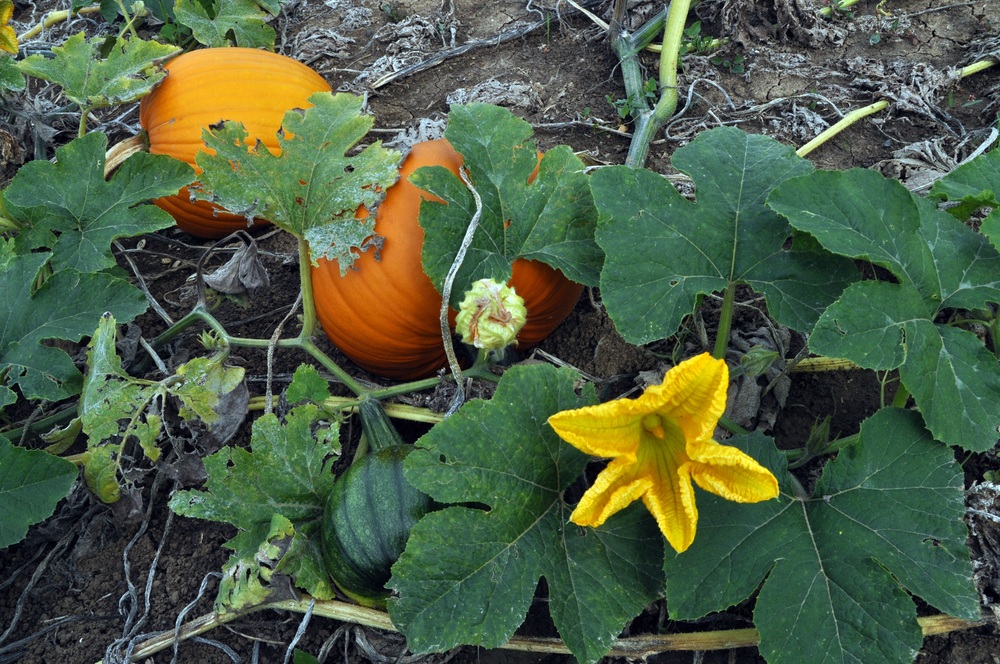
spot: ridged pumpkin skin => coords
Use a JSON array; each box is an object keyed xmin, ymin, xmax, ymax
[
  {"xmin": 139, "ymin": 48, "xmax": 332, "ymax": 238},
  {"xmin": 310, "ymin": 139, "xmax": 584, "ymax": 380}
]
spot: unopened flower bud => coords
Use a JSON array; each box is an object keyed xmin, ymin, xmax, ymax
[{"xmin": 455, "ymin": 278, "xmax": 527, "ymax": 351}]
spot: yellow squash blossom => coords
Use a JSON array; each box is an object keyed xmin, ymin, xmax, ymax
[{"xmin": 548, "ymin": 352, "xmax": 779, "ymax": 553}]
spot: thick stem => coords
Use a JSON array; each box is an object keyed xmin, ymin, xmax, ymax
[
  {"xmin": 712, "ymin": 281, "xmax": 736, "ymax": 360},
  {"xmin": 624, "ymin": 0, "xmax": 691, "ymax": 168}
]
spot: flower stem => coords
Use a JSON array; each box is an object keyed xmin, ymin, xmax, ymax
[{"xmin": 712, "ymin": 280, "xmax": 736, "ymax": 360}]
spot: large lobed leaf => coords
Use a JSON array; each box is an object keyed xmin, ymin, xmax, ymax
[
  {"xmin": 4, "ymin": 131, "xmax": 194, "ymax": 273},
  {"xmin": 168, "ymin": 373, "xmax": 340, "ymax": 607},
  {"xmin": 0, "ymin": 435, "xmax": 78, "ymax": 548},
  {"xmin": 769, "ymin": 168, "xmax": 1000, "ymax": 451},
  {"xmin": 929, "ymin": 146, "xmax": 1000, "ymax": 251},
  {"xmin": 194, "ymin": 92, "xmax": 400, "ymax": 273},
  {"xmin": 413, "ymin": 103, "xmax": 603, "ymax": 304},
  {"xmin": 17, "ymin": 32, "xmax": 178, "ymax": 110},
  {"xmin": 592, "ymin": 126, "xmax": 858, "ymax": 345},
  {"xmin": 665, "ymin": 410, "xmax": 979, "ymax": 664},
  {"xmin": 0, "ymin": 244, "xmax": 147, "ymax": 402},
  {"xmin": 390, "ymin": 364, "xmax": 663, "ymax": 664},
  {"xmin": 174, "ymin": 0, "xmax": 278, "ymax": 48}
]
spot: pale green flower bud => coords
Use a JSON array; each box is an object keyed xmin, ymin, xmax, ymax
[{"xmin": 455, "ymin": 278, "xmax": 527, "ymax": 351}]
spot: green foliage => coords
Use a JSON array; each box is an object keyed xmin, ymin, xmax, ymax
[
  {"xmin": 0, "ymin": 244, "xmax": 147, "ymax": 402},
  {"xmin": 194, "ymin": 92, "xmax": 400, "ymax": 273},
  {"xmin": 769, "ymin": 166, "xmax": 1000, "ymax": 451},
  {"xmin": 174, "ymin": 0, "xmax": 280, "ymax": 48},
  {"xmin": 4, "ymin": 131, "xmax": 194, "ymax": 272},
  {"xmin": 414, "ymin": 103, "xmax": 603, "ymax": 304},
  {"xmin": 606, "ymin": 77, "xmax": 658, "ymax": 119},
  {"xmin": 0, "ymin": 55, "xmax": 24, "ymax": 92},
  {"xmin": 0, "ymin": 435, "xmax": 78, "ymax": 548},
  {"xmin": 928, "ymin": 145, "xmax": 1000, "ymax": 250},
  {"xmin": 592, "ymin": 126, "xmax": 857, "ymax": 344},
  {"xmin": 664, "ymin": 410, "xmax": 979, "ymax": 664},
  {"xmin": 168, "ymin": 367, "xmax": 341, "ymax": 610},
  {"xmin": 79, "ymin": 314, "xmax": 246, "ymax": 503},
  {"xmin": 17, "ymin": 32, "xmax": 179, "ymax": 112},
  {"xmin": 390, "ymin": 364, "xmax": 664, "ymax": 664}
]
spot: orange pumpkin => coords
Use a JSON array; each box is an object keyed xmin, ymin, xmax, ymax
[
  {"xmin": 310, "ymin": 139, "xmax": 583, "ymax": 380},
  {"xmin": 139, "ymin": 48, "xmax": 332, "ymax": 238}
]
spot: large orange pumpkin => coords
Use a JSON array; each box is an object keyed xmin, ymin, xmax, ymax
[
  {"xmin": 139, "ymin": 48, "xmax": 332, "ymax": 238},
  {"xmin": 310, "ymin": 139, "xmax": 583, "ymax": 380}
]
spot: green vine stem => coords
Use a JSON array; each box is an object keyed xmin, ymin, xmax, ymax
[
  {"xmin": 795, "ymin": 100, "xmax": 889, "ymax": 157},
  {"xmin": 622, "ymin": 0, "xmax": 691, "ymax": 168},
  {"xmin": 18, "ymin": 5, "xmax": 104, "ymax": 41},
  {"xmin": 91, "ymin": 596, "xmax": 981, "ymax": 664}
]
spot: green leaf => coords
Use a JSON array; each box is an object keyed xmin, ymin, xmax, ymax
[
  {"xmin": 168, "ymin": 403, "xmax": 340, "ymax": 606},
  {"xmin": 769, "ymin": 168, "xmax": 1000, "ymax": 451},
  {"xmin": 285, "ymin": 364, "xmax": 332, "ymax": 405},
  {"xmin": 194, "ymin": 92, "xmax": 400, "ymax": 271},
  {"xmin": 665, "ymin": 410, "xmax": 978, "ymax": 664},
  {"xmin": 593, "ymin": 126, "xmax": 857, "ymax": 344},
  {"xmin": 389, "ymin": 364, "xmax": 663, "ymax": 664},
  {"xmin": 0, "ymin": 436, "xmax": 78, "ymax": 548},
  {"xmin": 0, "ymin": 250, "xmax": 147, "ymax": 402},
  {"xmin": 4, "ymin": 131, "xmax": 194, "ymax": 273},
  {"xmin": 79, "ymin": 315, "xmax": 247, "ymax": 502},
  {"xmin": 929, "ymin": 147, "xmax": 1000, "ymax": 250},
  {"xmin": 17, "ymin": 33, "xmax": 178, "ymax": 111},
  {"xmin": 414, "ymin": 103, "xmax": 602, "ymax": 304},
  {"xmin": 174, "ymin": 0, "xmax": 277, "ymax": 48},
  {"xmin": 0, "ymin": 54, "xmax": 24, "ymax": 92}
]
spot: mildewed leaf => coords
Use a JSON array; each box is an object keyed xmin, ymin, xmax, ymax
[
  {"xmin": 0, "ymin": 435, "xmax": 78, "ymax": 548},
  {"xmin": 174, "ymin": 0, "xmax": 278, "ymax": 48},
  {"xmin": 0, "ymin": 245, "xmax": 147, "ymax": 402},
  {"xmin": 769, "ymin": 169, "xmax": 1000, "ymax": 451},
  {"xmin": 17, "ymin": 32, "xmax": 178, "ymax": 110},
  {"xmin": 168, "ymin": 392, "xmax": 340, "ymax": 606},
  {"xmin": 194, "ymin": 92, "xmax": 400, "ymax": 273},
  {"xmin": 390, "ymin": 364, "xmax": 663, "ymax": 664},
  {"xmin": 80, "ymin": 314, "xmax": 246, "ymax": 502},
  {"xmin": 4, "ymin": 131, "xmax": 195, "ymax": 273},
  {"xmin": 592, "ymin": 126, "xmax": 857, "ymax": 345},
  {"xmin": 664, "ymin": 410, "xmax": 979, "ymax": 664},
  {"xmin": 414, "ymin": 103, "xmax": 602, "ymax": 304}
]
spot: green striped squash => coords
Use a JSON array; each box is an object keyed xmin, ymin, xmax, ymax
[{"xmin": 320, "ymin": 400, "xmax": 433, "ymax": 606}]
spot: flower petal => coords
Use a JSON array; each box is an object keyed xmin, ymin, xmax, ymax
[
  {"xmin": 548, "ymin": 402, "xmax": 646, "ymax": 460},
  {"xmin": 639, "ymin": 447, "xmax": 699, "ymax": 553},
  {"xmin": 688, "ymin": 438, "xmax": 779, "ymax": 503},
  {"xmin": 643, "ymin": 353, "xmax": 728, "ymax": 443},
  {"xmin": 570, "ymin": 456, "xmax": 652, "ymax": 528}
]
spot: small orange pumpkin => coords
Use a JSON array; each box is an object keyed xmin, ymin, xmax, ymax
[
  {"xmin": 139, "ymin": 48, "xmax": 332, "ymax": 238},
  {"xmin": 310, "ymin": 139, "xmax": 583, "ymax": 380}
]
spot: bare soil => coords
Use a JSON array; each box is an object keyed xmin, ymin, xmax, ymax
[{"xmin": 2, "ymin": 0, "xmax": 999, "ymax": 663}]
